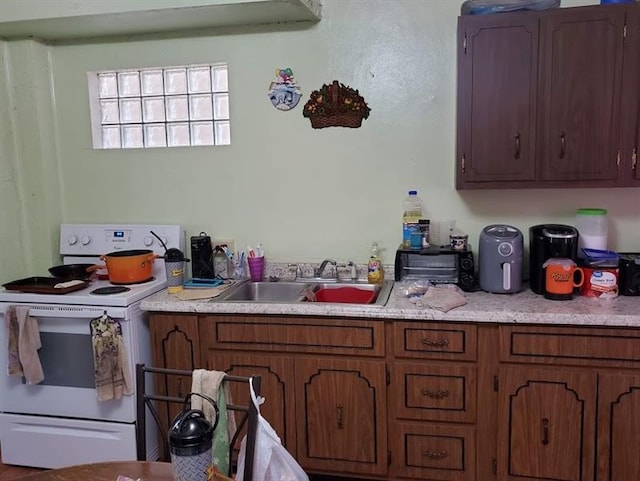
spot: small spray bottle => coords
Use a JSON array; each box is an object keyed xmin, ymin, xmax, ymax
[{"xmin": 367, "ymin": 242, "xmax": 384, "ymax": 284}]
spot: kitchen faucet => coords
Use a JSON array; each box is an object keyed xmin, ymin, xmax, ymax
[{"xmin": 314, "ymin": 259, "xmax": 337, "ymax": 279}]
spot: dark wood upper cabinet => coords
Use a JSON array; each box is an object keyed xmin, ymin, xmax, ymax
[
  {"xmin": 457, "ymin": 3, "xmax": 640, "ymax": 189},
  {"xmin": 621, "ymin": 7, "xmax": 640, "ymax": 182},
  {"xmin": 456, "ymin": 13, "xmax": 539, "ymax": 188}
]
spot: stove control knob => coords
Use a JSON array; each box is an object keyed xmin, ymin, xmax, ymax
[
  {"xmin": 144, "ymin": 236, "xmax": 153, "ymax": 246},
  {"xmin": 67, "ymin": 235, "xmax": 78, "ymax": 245},
  {"xmin": 81, "ymin": 235, "xmax": 91, "ymax": 246}
]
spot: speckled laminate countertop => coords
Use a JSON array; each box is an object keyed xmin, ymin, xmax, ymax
[{"xmin": 140, "ymin": 282, "xmax": 640, "ymax": 327}]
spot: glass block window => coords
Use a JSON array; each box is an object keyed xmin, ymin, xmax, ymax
[{"xmin": 88, "ymin": 64, "xmax": 230, "ymax": 149}]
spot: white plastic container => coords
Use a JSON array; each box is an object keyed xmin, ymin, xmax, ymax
[
  {"xmin": 402, "ymin": 190, "xmax": 424, "ymax": 248},
  {"xmin": 576, "ymin": 208, "xmax": 608, "ymax": 253}
]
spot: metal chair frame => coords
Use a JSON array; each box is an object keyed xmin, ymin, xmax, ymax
[{"xmin": 135, "ymin": 363, "xmax": 260, "ymax": 481}]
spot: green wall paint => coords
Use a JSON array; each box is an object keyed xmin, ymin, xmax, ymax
[{"xmin": 2, "ymin": 0, "xmax": 638, "ymax": 283}]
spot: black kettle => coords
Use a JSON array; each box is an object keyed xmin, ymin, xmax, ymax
[{"xmin": 169, "ymin": 393, "xmax": 219, "ymax": 481}]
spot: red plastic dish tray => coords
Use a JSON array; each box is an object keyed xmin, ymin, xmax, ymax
[{"xmin": 314, "ymin": 287, "xmax": 376, "ymax": 304}]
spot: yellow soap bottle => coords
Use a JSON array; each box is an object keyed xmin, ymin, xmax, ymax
[{"xmin": 367, "ymin": 242, "xmax": 384, "ymax": 284}]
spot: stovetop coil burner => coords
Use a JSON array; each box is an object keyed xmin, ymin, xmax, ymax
[{"xmin": 91, "ymin": 286, "xmax": 131, "ymax": 295}]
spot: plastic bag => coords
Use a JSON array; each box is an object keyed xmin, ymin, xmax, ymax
[
  {"xmin": 461, "ymin": 0, "xmax": 560, "ymax": 15},
  {"xmin": 236, "ymin": 379, "xmax": 309, "ymax": 481}
]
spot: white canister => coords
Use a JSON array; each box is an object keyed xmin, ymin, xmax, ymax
[{"xmin": 576, "ymin": 208, "xmax": 608, "ymax": 252}]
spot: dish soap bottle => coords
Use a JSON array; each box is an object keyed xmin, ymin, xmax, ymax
[{"xmin": 367, "ymin": 242, "xmax": 384, "ymax": 284}]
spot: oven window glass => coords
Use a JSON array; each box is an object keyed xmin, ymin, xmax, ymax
[{"xmin": 33, "ymin": 332, "xmax": 95, "ymax": 388}]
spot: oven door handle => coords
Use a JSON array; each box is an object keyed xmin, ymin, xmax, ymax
[{"xmin": 0, "ymin": 304, "xmax": 126, "ymax": 319}]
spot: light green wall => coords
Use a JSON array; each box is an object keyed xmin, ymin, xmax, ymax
[
  {"xmin": 1, "ymin": 39, "xmax": 61, "ymax": 284},
  {"xmin": 2, "ymin": 0, "xmax": 639, "ymax": 283}
]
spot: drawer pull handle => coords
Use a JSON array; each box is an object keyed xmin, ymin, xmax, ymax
[
  {"xmin": 422, "ymin": 338, "xmax": 449, "ymax": 347},
  {"xmin": 542, "ymin": 417, "xmax": 549, "ymax": 445},
  {"xmin": 336, "ymin": 404, "xmax": 345, "ymax": 430},
  {"xmin": 422, "ymin": 389, "xmax": 450, "ymax": 399},
  {"xmin": 423, "ymin": 450, "xmax": 448, "ymax": 459}
]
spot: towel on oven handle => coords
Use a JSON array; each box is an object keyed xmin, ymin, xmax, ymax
[
  {"xmin": 90, "ymin": 313, "xmax": 132, "ymax": 401},
  {"xmin": 5, "ymin": 305, "xmax": 44, "ymax": 384}
]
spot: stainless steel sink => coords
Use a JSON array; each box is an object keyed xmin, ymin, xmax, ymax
[
  {"xmin": 217, "ymin": 281, "xmax": 309, "ymax": 302},
  {"xmin": 215, "ymin": 279, "xmax": 394, "ymax": 306}
]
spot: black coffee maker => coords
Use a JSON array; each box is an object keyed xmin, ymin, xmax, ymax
[{"xmin": 529, "ymin": 224, "xmax": 579, "ymax": 294}]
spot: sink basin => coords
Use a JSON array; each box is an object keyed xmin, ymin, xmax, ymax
[
  {"xmin": 215, "ymin": 279, "xmax": 394, "ymax": 306},
  {"xmin": 217, "ymin": 281, "xmax": 308, "ymax": 302}
]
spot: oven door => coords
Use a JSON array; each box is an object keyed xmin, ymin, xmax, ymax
[{"xmin": 0, "ymin": 303, "xmax": 136, "ymax": 423}]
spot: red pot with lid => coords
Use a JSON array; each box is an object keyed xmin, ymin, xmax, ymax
[{"xmin": 100, "ymin": 249, "xmax": 157, "ymax": 284}]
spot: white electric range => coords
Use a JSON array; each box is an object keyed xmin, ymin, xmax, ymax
[{"xmin": 0, "ymin": 223, "xmax": 183, "ymax": 468}]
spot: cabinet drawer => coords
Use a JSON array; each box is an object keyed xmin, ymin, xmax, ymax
[
  {"xmin": 392, "ymin": 422, "xmax": 476, "ymax": 481},
  {"xmin": 390, "ymin": 363, "xmax": 476, "ymax": 423},
  {"xmin": 200, "ymin": 315, "xmax": 385, "ymax": 357},
  {"xmin": 394, "ymin": 322, "xmax": 477, "ymax": 361},
  {"xmin": 500, "ymin": 325, "xmax": 640, "ymax": 367}
]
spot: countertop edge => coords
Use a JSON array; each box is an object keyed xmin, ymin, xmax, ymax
[{"xmin": 140, "ymin": 284, "xmax": 640, "ymax": 328}]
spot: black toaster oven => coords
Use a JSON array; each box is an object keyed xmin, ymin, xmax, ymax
[
  {"xmin": 619, "ymin": 253, "xmax": 640, "ymax": 296},
  {"xmin": 394, "ymin": 246, "xmax": 475, "ymax": 291}
]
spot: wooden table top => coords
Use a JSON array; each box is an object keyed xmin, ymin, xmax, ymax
[
  {"xmin": 15, "ymin": 462, "xmax": 174, "ymax": 481},
  {"xmin": 15, "ymin": 461, "xmax": 235, "ymax": 481}
]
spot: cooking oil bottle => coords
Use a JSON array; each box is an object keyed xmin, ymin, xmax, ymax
[
  {"xmin": 367, "ymin": 242, "xmax": 384, "ymax": 284},
  {"xmin": 402, "ymin": 190, "xmax": 424, "ymax": 248}
]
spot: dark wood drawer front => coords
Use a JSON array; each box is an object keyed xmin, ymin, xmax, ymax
[
  {"xmin": 501, "ymin": 325, "xmax": 640, "ymax": 367},
  {"xmin": 393, "ymin": 422, "xmax": 476, "ymax": 481},
  {"xmin": 201, "ymin": 315, "xmax": 385, "ymax": 356},
  {"xmin": 392, "ymin": 363, "xmax": 476, "ymax": 423},
  {"xmin": 395, "ymin": 322, "xmax": 477, "ymax": 361}
]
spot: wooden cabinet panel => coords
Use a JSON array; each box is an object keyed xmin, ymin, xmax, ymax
[
  {"xmin": 394, "ymin": 322, "xmax": 477, "ymax": 361},
  {"xmin": 497, "ymin": 367, "xmax": 597, "ymax": 481},
  {"xmin": 200, "ymin": 315, "xmax": 384, "ymax": 356},
  {"xmin": 294, "ymin": 357, "xmax": 387, "ymax": 476},
  {"xmin": 150, "ymin": 313, "xmax": 200, "ymax": 370},
  {"xmin": 390, "ymin": 363, "xmax": 476, "ymax": 424},
  {"xmin": 457, "ymin": 3, "xmax": 640, "ymax": 189},
  {"xmin": 538, "ymin": 8, "xmax": 625, "ymax": 184},
  {"xmin": 621, "ymin": 7, "xmax": 640, "ymax": 184},
  {"xmin": 597, "ymin": 373, "xmax": 640, "ymax": 481},
  {"xmin": 391, "ymin": 422, "xmax": 476, "ymax": 481},
  {"xmin": 500, "ymin": 325, "xmax": 640, "ymax": 367},
  {"xmin": 457, "ymin": 12, "xmax": 538, "ymax": 188},
  {"xmin": 204, "ymin": 353, "xmax": 297, "ymax": 456}
]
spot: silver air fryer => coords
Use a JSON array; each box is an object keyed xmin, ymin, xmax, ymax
[{"xmin": 479, "ymin": 224, "xmax": 523, "ymax": 294}]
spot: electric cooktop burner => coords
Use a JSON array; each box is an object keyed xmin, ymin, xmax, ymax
[
  {"xmin": 110, "ymin": 277, "xmax": 155, "ymax": 286},
  {"xmin": 91, "ymin": 286, "xmax": 131, "ymax": 295}
]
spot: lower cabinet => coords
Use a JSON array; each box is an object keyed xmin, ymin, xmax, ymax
[
  {"xmin": 148, "ymin": 313, "xmax": 640, "ymax": 481},
  {"xmin": 497, "ymin": 367, "xmax": 597, "ymax": 481},
  {"xmin": 597, "ymin": 373, "xmax": 640, "ymax": 481},
  {"xmin": 198, "ymin": 314, "xmax": 388, "ymax": 477},
  {"xmin": 498, "ymin": 325, "xmax": 640, "ymax": 481},
  {"xmin": 294, "ymin": 357, "xmax": 387, "ymax": 476}
]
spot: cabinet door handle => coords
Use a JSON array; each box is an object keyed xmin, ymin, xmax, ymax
[
  {"xmin": 423, "ymin": 450, "xmax": 448, "ymax": 459},
  {"xmin": 336, "ymin": 404, "xmax": 345, "ymax": 430},
  {"xmin": 514, "ymin": 132, "xmax": 521, "ymax": 160},
  {"xmin": 541, "ymin": 417, "xmax": 550, "ymax": 445},
  {"xmin": 632, "ymin": 148, "xmax": 637, "ymax": 171},
  {"xmin": 421, "ymin": 389, "xmax": 450, "ymax": 399},
  {"xmin": 422, "ymin": 338, "xmax": 449, "ymax": 347},
  {"xmin": 559, "ymin": 132, "xmax": 566, "ymax": 159}
]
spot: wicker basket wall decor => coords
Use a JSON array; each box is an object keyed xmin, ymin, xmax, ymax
[{"xmin": 303, "ymin": 80, "xmax": 370, "ymax": 129}]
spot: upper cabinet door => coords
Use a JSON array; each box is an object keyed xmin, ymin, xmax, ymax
[
  {"xmin": 537, "ymin": 8, "xmax": 626, "ymax": 183},
  {"xmin": 457, "ymin": 14, "xmax": 539, "ymax": 188},
  {"xmin": 621, "ymin": 7, "xmax": 640, "ymax": 184}
]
